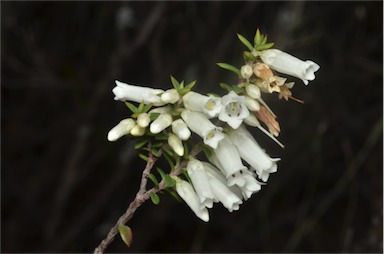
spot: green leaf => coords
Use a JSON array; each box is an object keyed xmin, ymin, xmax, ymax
[
  {"xmin": 150, "ymin": 192, "xmax": 160, "ymax": 205},
  {"xmin": 151, "ymin": 142, "xmax": 164, "ymax": 148},
  {"xmin": 134, "ymin": 139, "xmax": 149, "ymax": 149},
  {"xmin": 154, "ymin": 132, "xmax": 169, "ymax": 141},
  {"xmin": 231, "ymin": 85, "xmax": 245, "ymax": 94},
  {"xmin": 185, "ymin": 80, "xmax": 196, "ymax": 90},
  {"xmin": 167, "ymin": 189, "xmax": 182, "ymax": 202},
  {"xmin": 149, "ymin": 112, "xmax": 160, "ymax": 121},
  {"xmin": 170, "ymin": 75, "xmax": 180, "ymax": 90},
  {"xmin": 151, "ymin": 148, "xmax": 161, "ymax": 157},
  {"xmin": 118, "ymin": 225, "xmax": 133, "ymax": 247},
  {"xmin": 237, "ymin": 33, "xmax": 254, "ymax": 51},
  {"xmin": 219, "ymin": 82, "xmax": 233, "ymax": 92},
  {"xmin": 142, "ymin": 103, "xmax": 153, "ymax": 113},
  {"xmin": 137, "ymin": 101, "xmax": 145, "ymax": 113},
  {"xmin": 147, "ymin": 173, "xmax": 159, "ymax": 187},
  {"xmin": 177, "ymin": 87, "xmax": 191, "ymax": 96},
  {"xmin": 162, "ymin": 150, "xmax": 175, "ymax": 169},
  {"xmin": 183, "ymin": 142, "xmax": 189, "ymax": 158},
  {"xmin": 243, "ymin": 51, "xmax": 257, "ymax": 62},
  {"xmin": 139, "ymin": 153, "xmax": 149, "ymax": 161},
  {"xmin": 256, "ymin": 42, "xmax": 275, "ymax": 51},
  {"xmin": 125, "ymin": 102, "xmax": 138, "ymax": 114},
  {"xmin": 254, "ymin": 28, "xmax": 262, "ymax": 46},
  {"xmin": 217, "ymin": 63, "xmax": 240, "ymax": 76},
  {"xmin": 261, "ymin": 35, "xmax": 268, "ymax": 45}
]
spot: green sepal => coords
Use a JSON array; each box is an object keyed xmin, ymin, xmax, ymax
[
  {"xmin": 147, "ymin": 173, "xmax": 159, "ymax": 187},
  {"xmin": 243, "ymin": 51, "xmax": 257, "ymax": 62},
  {"xmin": 134, "ymin": 139, "xmax": 149, "ymax": 149},
  {"xmin": 217, "ymin": 63, "xmax": 240, "ymax": 76},
  {"xmin": 138, "ymin": 153, "xmax": 149, "ymax": 161},
  {"xmin": 261, "ymin": 35, "xmax": 268, "ymax": 45},
  {"xmin": 170, "ymin": 75, "xmax": 180, "ymax": 90},
  {"xmin": 237, "ymin": 33, "xmax": 254, "ymax": 51},
  {"xmin": 150, "ymin": 192, "xmax": 160, "ymax": 205},
  {"xmin": 256, "ymin": 42, "xmax": 275, "ymax": 51},
  {"xmin": 149, "ymin": 112, "xmax": 160, "ymax": 121},
  {"xmin": 125, "ymin": 102, "xmax": 138, "ymax": 114},
  {"xmin": 118, "ymin": 225, "xmax": 133, "ymax": 247},
  {"xmin": 254, "ymin": 28, "xmax": 262, "ymax": 46}
]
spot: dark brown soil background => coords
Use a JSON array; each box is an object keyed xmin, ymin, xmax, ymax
[{"xmin": 2, "ymin": 1, "xmax": 383, "ymax": 253}]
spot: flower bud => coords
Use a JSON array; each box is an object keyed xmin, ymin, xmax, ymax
[
  {"xmin": 130, "ymin": 124, "xmax": 146, "ymax": 137},
  {"xmin": 161, "ymin": 88, "xmax": 180, "ymax": 104},
  {"xmin": 168, "ymin": 133, "xmax": 184, "ymax": 156},
  {"xmin": 107, "ymin": 118, "xmax": 135, "ymax": 141},
  {"xmin": 245, "ymin": 96, "xmax": 260, "ymax": 111},
  {"xmin": 149, "ymin": 113, "xmax": 172, "ymax": 134},
  {"xmin": 172, "ymin": 119, "xmax": 191, "ymax": 141},
  {"xmin": 245, "ymin": 84, "xmax": 261, "ymax": 99},
  {"xmin": 240, "ymin": 64, "xmax": 253, "ymax": 79},
  {"xmin": 137, "ymin": 113, "xmax": 151, "ymax": 128}
]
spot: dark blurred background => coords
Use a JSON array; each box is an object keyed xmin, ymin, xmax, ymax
[{"xmin": 1, "ymin": 1, "xmax": 383, "ymax": 253}]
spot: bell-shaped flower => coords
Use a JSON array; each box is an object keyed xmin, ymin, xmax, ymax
[
  {"xmin": 183, "ymin": 91, "xmax": 222, "ymax": 118},
  {"xmin": 259, "ymin": 49, "xmax": 320, "ymax": 85},
  {"xmin": 239, "ymin": 171, "xmax": 263, "ymax": 200},
  {"xmin": 212, "ymin": 137, "xmax": 248, "ymax": 187},
  {"xmin": 181, "ymin": 110, "xmax": 224, "ymax": 149},
  {"xmin": 161, "ymin": 88, "xmax": 180, "ymax": 104},
  {"xmin": 148, "ymin": 105, "xmax": 171, "ymax": 114},
  {"xmin": 168, "ymin": 133, "xmax": 184, "ymax": 156},
  {"xmin": 149, "ymin": 113, "xmax": 172, "ymax": 134},
  {"xmin": 187, "ymin": 159, "xmax": 215, "ymax": 208},
  {"xmin": 171, "ymin": 119, "xmax": 191, "ymax": 141},
  {"xmin": 112, "ymin": 80, "xmax": 165, "ymax": 106},
  {"xmin": 228, "ymin": 125, "xmax": 279, "ymax": 182},
  {"xmin": 107, "ymin": 118, "xmax": 136, "ymax": 141},
  {"xmin": 219, "ymin": 91, "xmax": 249, "ymax": 129},
  {"xmin": 130, "ymin": 124, "xmax": 146, "ymax": 137},
  {"xmin": 137, "ymin": 113, "xmax": 151, "ymax": 128},
  {"xmin": 202, "ymin": 162, "xmax": 243, "ymax": 212},
  {"xmin": 174, "ymin": 177, "xmax": 209, "ymax": 222}
]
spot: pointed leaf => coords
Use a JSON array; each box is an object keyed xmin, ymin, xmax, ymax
[
  {"xmin": 148, "ymin": 173, "xmax": 159, "ymax": 187},
  {"xmin": 254, "ymin": 28, "xmax": 262, "ymax": 46},
  {"xmin": 125, "ymin": 102, "xmax": 138, "ymax": 114},
  {"xmin": 142, "ymin": 103, "xmax": 153, "ymax": 113},
  {"xmin": 137, "ymin": 102, "xmax": 145, "ymax": 113},
  {"xmin": 243, "ymin": 51, "xmax": 257, "ymax": 62},
  {"xmin": 134, "ymin": 139, "xmax": 149, "ymax": 149},
  {"xmin": 150, "ymin": 192, "xmax": 160, "ymax": 205},
  {"xmin": 170, "ymin": 75, "xmax": 180, "ymax": 90},
  {"xmin": 139, "ymin": 153, "xmax": 149, "ymax": 162},
  {"xmin": 149, "ymin": 112, "xmax": 160, "ymax": 121},
  {"xmin": 118, "ymin": 225, "xmax": 133, "ymax": 247},
  {"xmin": 151, "ymin": 148, "xmax": 161, "ymax": 157},
  {"xmin": 219, "ymin": 82, "xmax": 233, "ymax": 92},
  {"xmin": 237, "ymin": 33, "xmax": 254, "ymax": 51},
  {"xmin": 185, "ymin": 80, "xmax": 196, "ymax": 90},
  {"xmin": 256, "ymin": 42, "xmax": 275, "ymax": 51},
  {"xmin": 217, "ymin": 63, "xmax": 240, "ymax": 76},
  {"xmin": 261, "ymin": 35, "xmax": 268, "ymax": 45}
]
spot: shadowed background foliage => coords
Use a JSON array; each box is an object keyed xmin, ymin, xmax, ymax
[{"xmin": 2, "ymin": 1, "xmax": 383, "ymax": 253}]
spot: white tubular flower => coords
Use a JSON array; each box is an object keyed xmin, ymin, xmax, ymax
[
  {"xmin": 137, "ymin": 113, "xmax": 151, "ymax": 128},
  {"xmin": 107, "ymin": 118, "xmax": 136, "ymax": 141},
  {"xmin": 130, "ymin": 124, "xmax": 146, "ymax": 137},
  {"xmin": 182, "ymin": 91, "xmax": 222, "ymax": 118},
  {"xmin": 171, "ymin": 119, "xmax": 191, "ymax": 141},
  {"xmin": 112, "ymin": 80, "xmax": 165, "ymax": 106},
  {"xmin": 175, "ymin": 177, "xmax": 209, "ymax": 222},
  {"xmin": 213, "ymin": 137, "xmax": 248, "ymax": 187},
  {"xmin": 149, "ymin": 113, "xmax": 172, "ymax": 134},
  {"xmin": 219, "ymin": 91, "xmax": 249, "ymax": 129},
  {"xmin": 245, "ymin": 96, "xmax": 260, "ymax": 111},
  {"xmin": 168, "ymin": 133, "xmax": 184, "ymax": 157},
  {"xmin": 148, "ymin": 105, "xmax": 171, "ymax": 114},
  {"xmin": 259, "ymin": 49, "xmax": 320, "ymax": 85},
  {"xmin": 187, "ymin": 159, "xmax": 215, "ymax": 208},
  {"xmin": 161, "ymin": 88, "xmax": 180, "ymax": 104},
  {"xmin": 240, "ymin": 64, "xmax": 253, "ymax": 79},
  {"xmin": 228, "ymin": 125, "xmax": 279, "ymax": 182},
  {"xmin": 202, "ymin": 162, "xmax": 243, "ymax": 212},
  {"xmin": 245, "ymin": 84, "xmax": 261, "ymax": 99},
  {"xmin": 181, "ymin": 110, "xmax": 224, "ymax": 149},
  {"xmin": 240, "ymin": 172, "xmax": 262, "ymax": 200}
]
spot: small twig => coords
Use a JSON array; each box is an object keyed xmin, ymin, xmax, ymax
[
  {"xmin": 93, "ymin": 143, "xmax": 202, "ymax": 254},
  {"xmin": 94, "ymin": 144, "xmax": 157, "ymax": 254}
]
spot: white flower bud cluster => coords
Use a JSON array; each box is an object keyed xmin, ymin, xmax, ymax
[{"xmin": 107, "ymin": 32, "xmax": 319, "ymax": 222}]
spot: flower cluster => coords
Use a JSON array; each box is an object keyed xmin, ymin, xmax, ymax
[{"xmin": 107, "ymin": 30, "xmax": 319, "ymax": 222}]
